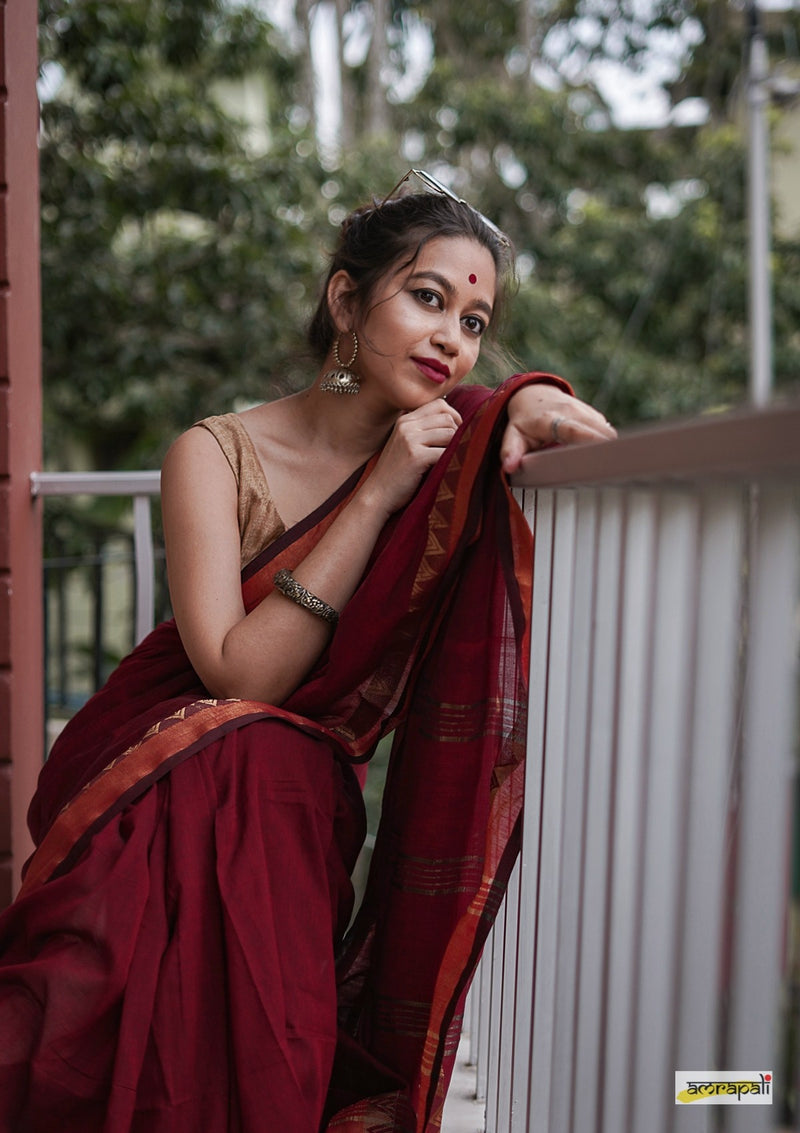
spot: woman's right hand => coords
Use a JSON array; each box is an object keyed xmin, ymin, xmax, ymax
[
  {"xmin": 161, "ymin": 404, "xmax": 461, "ymax": 705},
  {"xmin": 161, "ymin": 398, "xmax": 462, "ymax": 705},
  {"xmin": 361, "ymin": 399, "xmax": 463, "ymax": 519}
]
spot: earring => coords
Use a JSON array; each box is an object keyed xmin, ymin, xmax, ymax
[{"xmin": 320, "ymin": 332, "xmax": 360, "ymax": 395}]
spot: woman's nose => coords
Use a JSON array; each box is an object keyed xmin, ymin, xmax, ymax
[{"xmin": 432, "ymin": 314, "xmax": 460, "ymax": 354}]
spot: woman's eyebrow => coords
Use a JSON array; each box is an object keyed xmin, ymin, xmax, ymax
[{"xmin": 407, "ymin": 270, "xmax": 494, "ymax": 319}]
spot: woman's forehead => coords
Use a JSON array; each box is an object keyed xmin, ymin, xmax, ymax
[{"xmin": 392, "ymin": 235, "xmax": 497, "ymax": 290}]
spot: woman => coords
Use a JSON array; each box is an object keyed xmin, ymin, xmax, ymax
[{"xmin": 0, "ymin": 176, "xmax": 614, "ymax": 1132}]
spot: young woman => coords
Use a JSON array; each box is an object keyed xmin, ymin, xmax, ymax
[{"xmin": 0, "ymin": 176, "xmax": 614, "ymax": 1133}]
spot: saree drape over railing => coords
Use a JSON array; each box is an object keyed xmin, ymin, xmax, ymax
[{"xmin": 0, "ymin": 373, "xmax": 569, "ymax": 1133}]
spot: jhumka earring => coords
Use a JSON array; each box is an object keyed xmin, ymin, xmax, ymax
[{"xmin": 320, "ymin": 332, "xmax": 360, "ymax": 395}]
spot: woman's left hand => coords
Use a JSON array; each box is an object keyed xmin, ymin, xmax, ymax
[{"xmin": 500, "ymin": 384, "xmax": 616, "ymax": 474}]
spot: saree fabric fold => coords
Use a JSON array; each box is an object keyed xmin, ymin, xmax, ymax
[{"xmin": 0, "ymin": 372, "xmax": 570, "ymax": 1133}]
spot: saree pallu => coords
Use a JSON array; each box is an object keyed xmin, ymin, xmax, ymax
[{"xmin": 0, "ymin": 372, "xmax": 570, "ymax": 1133}]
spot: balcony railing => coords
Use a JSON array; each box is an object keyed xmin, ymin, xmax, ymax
[
  {"xmin": 30, "ymin": 402, "xmax": 800, "ymax": 1132},
  {"xmin": 462, "ymin": 400, "xmax": 800, "ymax": 1133},
  {"xmin": 30, "ymin": 471, "xmax": 164, "ymax": 738},
  {"xmin": 31, "ymin": 470, "xmax": 162, "ymax": 644}
]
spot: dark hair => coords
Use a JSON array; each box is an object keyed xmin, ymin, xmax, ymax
[{"xmin": 307, "ymin": 192, "xmax": 516, "ymax": 359}]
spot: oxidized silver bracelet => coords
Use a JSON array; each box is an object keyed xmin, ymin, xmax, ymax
[{"xmin": 272, "ymin": 568, "xmax": 339, "ymax": 626}]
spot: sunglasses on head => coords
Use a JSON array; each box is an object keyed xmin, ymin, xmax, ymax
[{"xmin": 378, "ymin": 168, "xmax": 511, "ymax": 249}]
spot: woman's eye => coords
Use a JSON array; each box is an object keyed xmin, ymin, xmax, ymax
[
  {"xmin": 463, "ymin": 315, "xmax": 487, "ymax": 337},
  {"xmin": 415, "ymin": 288, "xmax": 442, "ymax": 308}
]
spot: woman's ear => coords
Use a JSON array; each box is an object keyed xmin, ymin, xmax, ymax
[{"xmin": 327, "ymin": 270, "xmax": 357, "ymax": 333}]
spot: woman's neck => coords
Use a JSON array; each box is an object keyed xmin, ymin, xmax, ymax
[{"xmin": 285, "ymin": 381, "xmax": 399, "ymax": 462}]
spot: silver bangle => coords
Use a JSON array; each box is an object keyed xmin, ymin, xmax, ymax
[{"xmin": 272, "ymin": 568, "xmax": 339, "ymax": 626}]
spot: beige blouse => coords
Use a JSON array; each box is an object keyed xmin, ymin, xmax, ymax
[{"xmin": 196, "ymin": 413, "xmax": 286, "ymax": 568}]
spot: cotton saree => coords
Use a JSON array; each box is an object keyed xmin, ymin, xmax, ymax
[{"xmin": 0, "ymin": 373, "xmax": 570, "ymax": 1133}]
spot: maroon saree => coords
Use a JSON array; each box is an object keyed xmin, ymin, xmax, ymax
[{"xmin": 0, "ymin": 373, "xmax": 570, "ymax": 1133}]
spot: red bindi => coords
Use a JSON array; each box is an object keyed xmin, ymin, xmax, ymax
[{"xmin": 468, "ymin": 273, "xmax": 477, "ymax": 284}]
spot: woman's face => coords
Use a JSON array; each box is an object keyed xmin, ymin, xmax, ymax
[{"xmin": 346, "ymin": 235, "xmax": 498, "ymax": 411}]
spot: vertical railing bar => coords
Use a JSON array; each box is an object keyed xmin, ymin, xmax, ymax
[
  {"xmin": 550, "ymin": 488, "xmax": 599, "ymax": 1133},
  {"xmin": 601, "ymin": 490, "xmax": 658, "ymax": 1133},
  {"xmin": 631, "ymin": 492, "xmax": 700, "ymax": 1133},
  {"xmin": 484, "ymin": 887, "xmax": 507, "ymax": 1133},
  {"xmin": 465, "ymin": 981, "xmax": 477, "ymax": 1069},
  {"xmin": 572, "ymin": 488, "xmax": 624, "ymax": 1133},
  {"xmin": 92, "ymin": 534, "xmax": 104, "ymax": 690},
  {"xmin": 468, "ymin": 957, "xmax": 481, "ymax": 1071},
  {"xmin": 496, "ymin": 858, "xmax": 521, "ymax": 1130},
  {"xmin": 671, "ymin": 485, "xmax": 746, "ymax": 1133},
  {"xmin": 56, "ymin": 552, "xmax": 68, "ymax": 710},
  {"xmin": 727, "ymin": 483, "xmax": 800, "ymax": 1133},
  {"xmin": 133, "ymin": 494, "xmax": 156, "ymax": 643},
  {"xmin": 42, "ymin": 562, "xmax": 50, "ymax": 750},
  {"xmin": 475, "ymin": 928, "xmax": 492, "ymax": 1103},
  {"xmin": 480, "ymin": 924, "xmax": 496, "ymax": 1118},
  {"xmin": 529, "ymin": 488, "xmax": 578, "ymax": 1130},
  {"xmin": 512, "ymin": 488, "xmax": 554, "ymax": 1133}
]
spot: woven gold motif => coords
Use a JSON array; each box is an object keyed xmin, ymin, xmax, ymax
[{"xmin": 393, "ymin": 853, "xmax": 484, "ymax": 896}]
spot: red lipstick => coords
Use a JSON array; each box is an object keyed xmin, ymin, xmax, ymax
[{"xmin": 413, "ymin": 356, "xmax": 451, "ymax": 384}]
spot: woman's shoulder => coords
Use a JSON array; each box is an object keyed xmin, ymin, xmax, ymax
[
  {"xmin": 194, "ymin": 411, "xmax": 252, "ymax": 451},
  {"xmin": 160, "ymin": 424, "xmax": 238, "ymax": 513},
  {"xmin": 165, "ymin": 412, "xmax": 262, "ymax": 477}
]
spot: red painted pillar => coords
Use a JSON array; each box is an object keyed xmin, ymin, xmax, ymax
[{"xmin": 0, "ymin": 0, "xmax": 43, "ymax": 905}]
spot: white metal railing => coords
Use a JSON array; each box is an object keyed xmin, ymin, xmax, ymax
[
  {"xmin": 465, "ymin": 402, "xmax": 800, "ymax": 1133},
  {"xmin": 30, "ymin": 470, "xmax": 161, "ymax": 644}
]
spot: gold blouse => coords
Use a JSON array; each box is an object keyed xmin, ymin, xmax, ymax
[{"xmin": 195, "ymin": 413, "xmax": 286, "ymax": 569}]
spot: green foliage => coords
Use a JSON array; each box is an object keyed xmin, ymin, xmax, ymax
[
  {"xmin": 39, "ymin": 0, "xmax": 800, "ymax": 474},
  {"xmin": 511, "ymin": 124, "xmax": 755, "ymax": 420},
  {"xmin": 40, "ymin": 0, "xmax": 329, "ymax": 470},
  {"xmin": 385, "ymin": 3, "xmax": 800, "ymax": 422}
]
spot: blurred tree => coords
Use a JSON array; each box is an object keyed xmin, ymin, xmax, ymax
[
  {"xmin": 39, "ymin": 0, "xmax": 334, "ymax": 470},
  {"xmin": 377, "ymin": 0, "xmax": 800, "ymax": 420},
  {"xmin": 39, "ymin": 0, "xmax": 800, "ymax": 473}
]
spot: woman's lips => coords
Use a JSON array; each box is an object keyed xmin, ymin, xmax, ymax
[{"xmin": 413, "ymin": 357, "xmax": 450, "ymax": 384}]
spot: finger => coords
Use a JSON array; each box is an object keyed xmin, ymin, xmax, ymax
[
  {"xmin": 573, "ymin": 416, "xmax": 617, "ymax": 440},
  {"xmin": 556, "ymin": 401, "xmax": 616, "ymax": 438},
  {"xmin": 500, "ymin": 424, "xmax": 528, "ymax": 474},
  {"xmin": 511, "ymin": 387, "xmax": 615, "ymax": 440},
  {"xmin": 430, "ymin": 404, "xmax": 462, "ymax": 429},
  {"xmin": 550, "ymin": 414, "xmax": 616, "ymax": 446},
  {"xmin": 405, "ymin": 401, "xmax": 462, "ymax": 426},
  {"xmin": 415, "ymin": 414, "xmax": 461, "ymax": 435},
  {"xmin": 399, "ymin": 409, "xmax": 461, "ymax": 435},
  {"xmin": 412, "ymin": 426, "xmax": 460, "ymax": 448}
]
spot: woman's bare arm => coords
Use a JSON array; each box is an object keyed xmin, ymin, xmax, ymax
[{"xmin": 161, "ymin": 400, "xmax": 463, "ymax": 704}]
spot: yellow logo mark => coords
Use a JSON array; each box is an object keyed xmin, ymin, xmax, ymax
[{"xmin": 676, "ymin": 1074, "xmax": 771, "ymax": 1103}]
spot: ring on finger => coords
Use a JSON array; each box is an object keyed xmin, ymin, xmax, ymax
[{"xmin": 551, "ymin": 416, "xmax": 565, "ymax": 444}]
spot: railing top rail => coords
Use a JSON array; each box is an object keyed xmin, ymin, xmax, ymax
[
  {"xmin": 27, "ymin": 399, "xmax": 800, "ymax": 499},
  {"xmin": 30, "ymin": 470, "xmax": 161, "ymax": 497},
  {"xmin": 512, "ymin": 399, "xmax": 800, "ymax": 490}
]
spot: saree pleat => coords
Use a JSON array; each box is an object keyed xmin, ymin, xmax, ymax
[{"xmin": 0, "ymin": 373, "xmax": 571, "ymax": 1133}]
